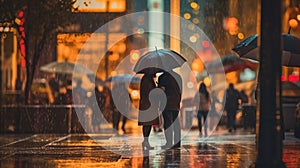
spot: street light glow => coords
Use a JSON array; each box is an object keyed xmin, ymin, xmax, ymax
[
  {"xmin": 184, "ymin": 13, "xmax": 191, "ymax": 20},
  {"xmin": 190, "ymin": 2, "xmax": 199, "ymax": 10},
  {"xmin": 289, "ymin": 19, "xmax": 298, "ymax": 28}
]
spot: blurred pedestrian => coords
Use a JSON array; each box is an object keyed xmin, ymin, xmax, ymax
[
  {"xmin": 225, "ymin": 83, "xmax": 241, "ymax": 132},
  {"xmin": 73, "ymin": 79, "xmax": 87, "ymax": 104},
  {"xmin": 111, "ymin": 82, "xmax": 132, "ymax": 134},
  {"xmin": 48, "ymin": 73, "xmax": 60, "ymax": 102},
  {"xmin": 90, "ymin": 86, "xmax": 106, "ymax": 133},
  {"xmin": 239, "ymin": 90, "xmax": 248, "ymax": 105},
  {"xmin": 138, "ymin": 72, "xmax": 159, "ymax": 150},
  {"xmin": 158, "ymin": 70, "xmax": 182, "ymax": 148},
  {"xmin": 194, "ymin": 83, "xmax": 211, "ymax": 137}
]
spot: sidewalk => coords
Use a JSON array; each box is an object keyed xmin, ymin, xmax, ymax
[{"xmin": 0, "ymin": 122, "xmax": 299, "ymax": 168}]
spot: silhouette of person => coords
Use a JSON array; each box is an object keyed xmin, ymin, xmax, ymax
[
  {"xmin": 91, "ymin": 86, "xmax": 106, "ymax": 133},
  {"xmin": 111, "ymin": 82, "xmax": 132, "ymax": 134},
  {"xmin": 158, "ymin": 70, "xmax": 182, "ymax": 148},
  {"xmin": 194, "ymin": 83, "xmax": 211, "ymax": 137},
  {"xmin": 72, "ymin": 79, "xmax": 87, "ymax": 105},
  {"xmin": 225, "ymin": 83, "xmax": 241, "ymax": 132},
  {"xmin": 138, "ymin": 72, "xmax": 159, "ymax": 150},
  {"xmin": 48, "ymin": 73, "xmax": 59, "ymax": 102},
  {"xmin": 239, "ymin": 90, "xmax": 248, "ymax": 105}
]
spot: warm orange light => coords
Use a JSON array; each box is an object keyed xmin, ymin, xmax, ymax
[
  {"xmin": 192, "ymin": 18, "xmax": 199, "ymax": 24},
  {"xmin": 203, "ymin": 77, "xmax": 211, "ymax": 87},
  {"xmin": 184, "ymin": 13, "xmax": 191, "ymax": 20},
  {"xmin": 117, "ymin": 42, "xmax": 126, "ymax": 53},
  {"xmin": 108, "ymin": 0, "xmax": 126, "ymax": 12},
  {"xmin": 226, "ymin": 71, "xmax": 238, "ymax": 84},
  {"xmin": 190, "ymin": 2, "xmax": 199, "ymax": 10},
  {"xmin": 237, "ymin": 33, "xmax": 244, "ymax": 39},
  {"xmin": 224, "ymin": 17, "xmax": 239, "ymax": 35},
  {"xmin": 289, "ymin": 19, "xmax": 298, "ymax": 28},
  {"xmin": 191, "ymin": 58, "xmax": 204, "ymax": 72},
  {"xmin": 297, "ymin": 14, "xmax": 300, "ymax": 21},
  {"xmin": 109, "ymin": 53, "xmax": 120, "ymax": 61},
  {"xmin": 73, "ymin": 0, "xmax": 126, "ymax": 13}
]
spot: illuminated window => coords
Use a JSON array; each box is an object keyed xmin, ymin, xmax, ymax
[
  {"xmin": 57, "ymin": 33, "xmax": 126, "ymax": 79},
  {"xmin": 73, "ymin": 0, "xmax": 126, "ymax": 12}
]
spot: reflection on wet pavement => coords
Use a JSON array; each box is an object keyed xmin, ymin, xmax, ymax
[{"xmin": 0, "ymin": 130, "xmax": 299, "ymax": 167}]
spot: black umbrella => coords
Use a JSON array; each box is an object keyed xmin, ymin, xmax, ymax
[
  {"xmin": 133, "ymin": 48, "xmax": 187, "ymax": 74},
  {"xmin": 105, "ymin": 74, "xmax": 141, "ymax": 84},
  {"xmin": 206, "ymin": 54, "xmax": 256, "ymax": 73},
  {"xmin": 232, "ymin": 34, "xmax": 300, "ymax": 67}
]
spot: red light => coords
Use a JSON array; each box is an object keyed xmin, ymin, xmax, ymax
[
  {"xmin": 202, "ymin": 41, "xmax": 210, "ymax": 48},
  {"xmin": 281, "ymin": 75, "xmax": 287, "ymax": 81},
  {"xmin": 18, "ymin": 11, "xmax": 24, "ymax": 18},
  {"xmin": 288, "ymin": 74, "xmax": 299, "ymax": 82}
]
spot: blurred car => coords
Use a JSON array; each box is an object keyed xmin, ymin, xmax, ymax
[{"xmin": 30, "ymin": 78, "xmax": 54, "ymax": 104}]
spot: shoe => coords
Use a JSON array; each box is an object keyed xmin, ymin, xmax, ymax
[
  {"xmin": 142, "ymin": 141, "xmax": 154, "ymax": 151},
  {"xmin": 173, "ymin": 142, "xmax": 181, "ymax": 148},
  {"xmin": 121, "ymin": 126, "xmax": 126, "ymax": 134}
]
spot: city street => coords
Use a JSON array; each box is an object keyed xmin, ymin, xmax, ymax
[{"xmin": 0, "ymin": 120, "xmax": 299, "ymax": 168}]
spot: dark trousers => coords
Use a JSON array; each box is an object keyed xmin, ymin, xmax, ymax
[
  {"xmin": 162, "ymin": 110, "xmax": 181, "ymax": 147},
  {"xmin": 197, "ymin": 111, "xmax": 208, "ymax": 135},
  {"xmin": 112, "ymin": 110, "xmax": 121, "ymax": 130},
  {"xmin": 227, "ymin": 110, "xmax": 237, "ymax": 130}
]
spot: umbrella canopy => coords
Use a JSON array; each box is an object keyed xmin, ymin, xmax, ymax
[
  {"xmin": 87, "ymin": 74, "xmax": 106, "ymax": 86},
  {"xmin": 133, "ymin": 48, "xmax": 187, "ymax": 74},
  {"xmin": 232, "ymin": 34, "xmax": 300, "ymax": 67},
  {"xmin": 40, "ymin": 61, "xmax": 93, "ymax": 74},
  {"xmin": 105, "ymin": 74, "xmax": 141, "ymax": 84},
  {"xmin": 206, "ymin": 54, "xmax": 256, "ymax": 73}
]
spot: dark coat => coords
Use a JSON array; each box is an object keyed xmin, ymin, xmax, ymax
[
  {"xmin": 225, "ymin": 87, "xmax": 240, "ymax": 114},
  {"xmin": 138, "ymin": 74, "xmax": 159, "ymax": 125}
]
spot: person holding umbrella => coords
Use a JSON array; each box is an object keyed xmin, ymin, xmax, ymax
[
  {"xmin": 138, "ymin": 71, "xmax": 159, "ymax": 150},
  {"xmin": 133, "ymin": 48, "xmax": 186, "ymax": 149},
  {"xmin": 158, "ymin": 69, "xmax": 182, "ymax": 148}
]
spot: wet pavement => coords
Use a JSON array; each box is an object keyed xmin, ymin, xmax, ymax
[{"xmin": 0, "ymin": 122, "xmax": 300, "ymax": 168}]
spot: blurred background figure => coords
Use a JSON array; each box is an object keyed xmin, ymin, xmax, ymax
[
  {"xmin": 110, "ymin": 82, "xmax": 132, "ymax": 134},
  {"xmin": 194, "ymin": 83, "xmax": 211, "ymax": 137},
  {"xmin": 239, "ymin": 90, "xmax": 249, "ymax": 105},
  {"xmin": 91, "ymin": 85, "xmax": 106, "ymax": 133},
  {"xmin": 48, "ymin": 73, "xmax": 60, "ymax": 102},
  {"xmin": 225, "ymin": 83, "xmax": 241, "ymax": 132}
]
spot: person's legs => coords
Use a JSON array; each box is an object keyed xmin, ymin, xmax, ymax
[
  {"xmin": 121, "ymin": 114, "xmax": 127, "ymax": 133},
  {"xmin": 143, "ymin": 125, "xmax": 152, "ymax": 138},
  {"xmin": 163, "ymin": 110, "xmax": 173, "ymax": 147},
  {"xmin": 197, "ymin": 111, "xmax": 203, "ymax": 135},
  {"xmin": 203, "ymin": 111, "xmax": 208, "ymax": 136},
  {"xmin": 113, "ymin": 110, "xmax": 121, "ymax": 131},
  {"xmin": 172, "ymin": 110, "xmax": 181, "ymax": 147},
  {"xmin": 233, "ymin": 111, "xmax": 237, "ymax": 130},
  {"xmin": 142, "ymin": 125, "xmax": 153, "ymax": 150},
  {"xmin": 227, "ymin": 110, "xmax": 234, "ymax": 132}
]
